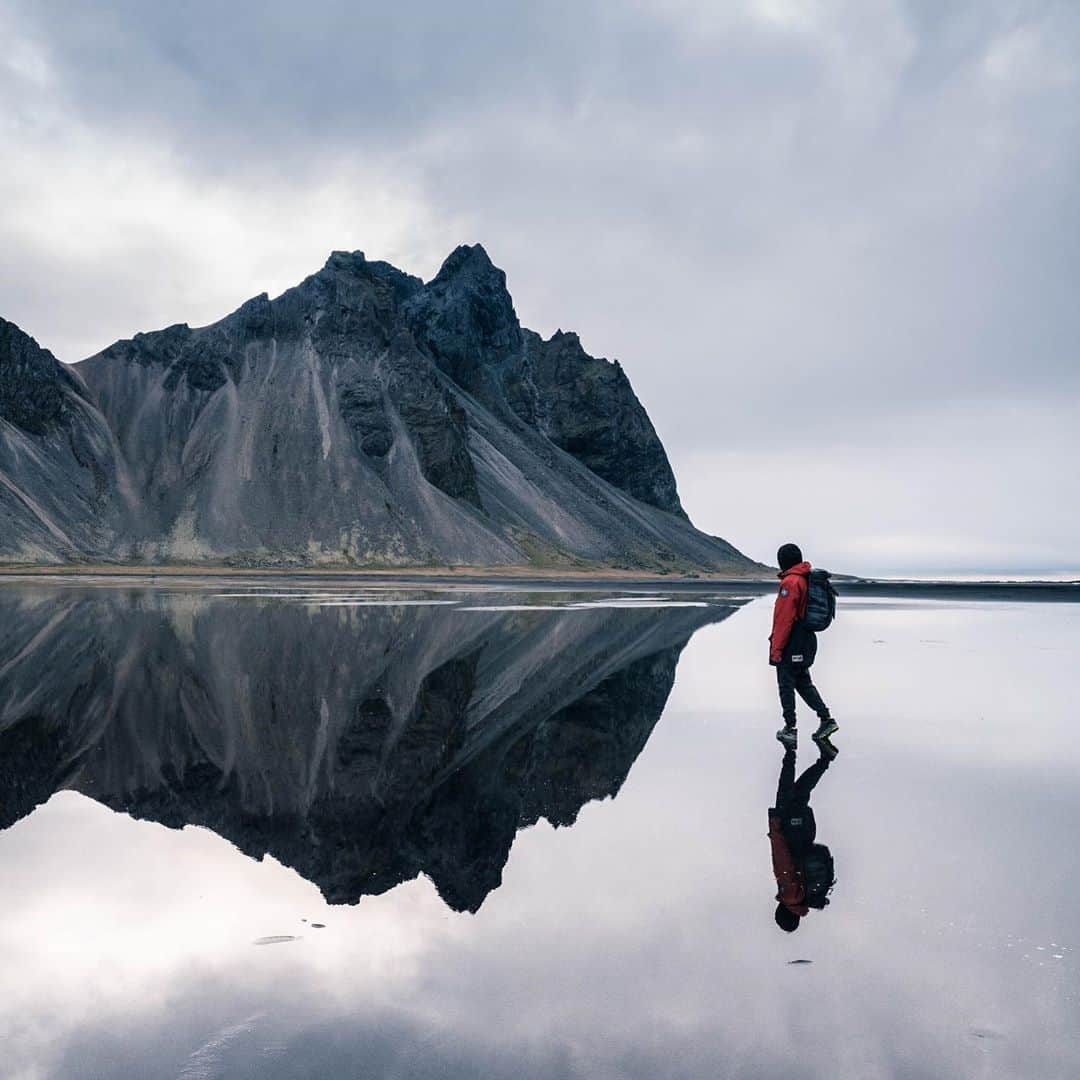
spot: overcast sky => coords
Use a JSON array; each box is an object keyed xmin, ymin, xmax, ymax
[{"xmin": 2, "ymin": 0, "xmax": 1077, "ymax": 575}]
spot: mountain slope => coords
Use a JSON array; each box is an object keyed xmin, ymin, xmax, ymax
[
  {"xmin": 0, "ymin": 318, "xmax": 127, "ymax": 563},
  {"xmin": 1, "ymin": 246, "xmax": 753, "ymax": 570}
]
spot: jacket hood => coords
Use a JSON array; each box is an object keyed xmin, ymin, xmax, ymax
[{"xmin": 778, "ymin": 561, "xmax": 812, "ymax": 580}]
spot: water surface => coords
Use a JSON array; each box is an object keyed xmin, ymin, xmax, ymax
[{"xmin": 0, "ymin": 580, "xmax": 1077, "ymax": 1078}]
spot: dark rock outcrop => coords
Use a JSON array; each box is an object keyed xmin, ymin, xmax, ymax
[
  {"xmin": 506, "ymin": 329, "xmax": 685, "ymax": 518},
  {"xmin": 0, "ymin": 584, "xmax": 749, "ymax": 911},
  {"xmin": 0, "ymin": 317, "xmax": 83, "ymax": 434},
  {"xmin": 405, "ymin": 244, "xmax": 523, "ymax": 394},
  {"xmin": 1, "ymin": 246, "xmax": 755, "ymax": 570},
  {"xmin": 0, "ymin": 319, "xmax": 126, "ymax": 562}
]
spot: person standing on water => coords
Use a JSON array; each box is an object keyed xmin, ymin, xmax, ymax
[{"xmin": 770, "ymin": 543, "xmax": 838, "ymax": 748}]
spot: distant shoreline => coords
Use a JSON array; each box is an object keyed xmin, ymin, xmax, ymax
[
  {"xmin": 0, "ymin": 562, "xmax": 769, "ymax": 582},
  {"xmin": 0, "ymin": 564, "xmax": 1076, "ymax": 600}
]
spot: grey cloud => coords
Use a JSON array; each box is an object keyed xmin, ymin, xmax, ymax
[
  {"xmin": 8, "ymin": 0, "xmax": 603, "ymax": 153},
  {"xmin": 2, "ymin": 0, "xmax": 1078, "ymax": 571}
]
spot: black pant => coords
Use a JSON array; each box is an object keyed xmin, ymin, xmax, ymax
[
  {"xmin": 776, "ymin": 664, "xmax": 830, "ymax": 726},
  {"xmin": 775, "ymin": 749, "xmax": 830, "ymax": 812}
]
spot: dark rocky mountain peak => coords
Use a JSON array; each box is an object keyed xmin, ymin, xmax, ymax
[
  {"xmin": 318, "ymin": 249, "xmax": 424, "ymax": 302},
  {"xmin": 0, "ymin": 245, "xmax": 757, "ymax": 571},
  {"xmin": 428, "ymin": 243, "xmax": 509, "ymax": 296},
  {"xmin": 406, "ymin": 243, "xmax": 523, "ymax": 390}
]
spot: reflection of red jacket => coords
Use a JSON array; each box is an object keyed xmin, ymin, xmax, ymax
[
  {"xmin": 769, "ymin": 562, "xmax": 812, "ymax": 664},
  {"xmin": 769, "ymin": 812, "xmax": 808, "ymax": 916}
]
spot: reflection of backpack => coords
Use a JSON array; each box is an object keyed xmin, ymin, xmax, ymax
[
  {"xmin": 802, "ymin": 569, "xmax": 837, "ymax": 633},
  {"xmin": 801, "ymin": 843, "xmax": 835, "ymax": 908}
]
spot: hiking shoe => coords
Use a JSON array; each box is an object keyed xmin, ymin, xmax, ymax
[
  {"xmin": 776, "ymin": 725, "xmax": 798, "ymax": 748},
  {"xmin": 817, "ymin": 736, "xmax": 839, "ymax": 762},
  {"xmin": 812, "ymin": 718, "xmax": 839, "ymax": 742}
]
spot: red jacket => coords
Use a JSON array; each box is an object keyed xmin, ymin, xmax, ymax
[
  {"xmin": 769, "ymin": 561, "xmax": 811, "ymax": 664},
  {"xmin": 768, "ymin": 811, "xmax": 808, "ymax": 916}
]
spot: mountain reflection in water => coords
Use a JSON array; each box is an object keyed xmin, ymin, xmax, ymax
[{"xmin": 0, "ymin": 585, "xmax": 747, "ymax": 912}]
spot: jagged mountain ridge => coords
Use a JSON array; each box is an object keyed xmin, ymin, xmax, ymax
[{"xmin": 0, "ymin": 246, "xmax": 752, "ymax": 569}]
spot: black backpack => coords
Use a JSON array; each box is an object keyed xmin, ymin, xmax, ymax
[
  {"xmin": 803, "ymin": 838, "xmax": 833, "ymax": 907},
  {"xmin": 801, "ymin": 843, "xmax": 835, "ymax": 908},
  {"xmin": 802, "ymin": 568, "xmax": 837, "ymax": 632}
]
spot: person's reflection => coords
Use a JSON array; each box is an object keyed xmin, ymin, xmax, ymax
[{"xmin": 768, "ymin": 739, "xmax": 838, "ymax": 932}]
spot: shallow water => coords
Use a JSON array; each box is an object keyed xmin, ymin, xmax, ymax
[{"xmin": 0, "ymin": 581, "xmax": 1078, "ymax": 1079}]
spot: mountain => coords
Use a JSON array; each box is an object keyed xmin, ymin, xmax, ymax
[
  {"xmin": 0, "ymin": 586, "xmax": 748, "ymax": 910},
  {"xmin": 0, "ymin": 246, "xmax": 755, "ymax": 571}
]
